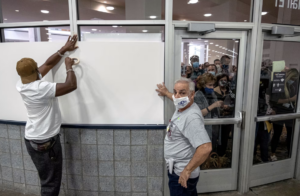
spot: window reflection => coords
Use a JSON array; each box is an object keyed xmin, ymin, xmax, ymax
[
  {"xmin": 3, "ymin": 26, "xmax": 70, "ymax": 42},
  {"xmin": 77, "ymin": 0, "xmax": 165, "ymax": 20},
  {"xmin": 173, "ymin": 0, "xmax": 251, "ymax": 22},
  {"xmin": 79, "ymin": 26, "xmax": 165, "ymax": 42},
  {"xmin": 1, "ymin": 0, "xmax": 69, "ymax": 23},
  {"xmin": 262, "ymin": 0, "xmax": 300, "ymax": 26}
]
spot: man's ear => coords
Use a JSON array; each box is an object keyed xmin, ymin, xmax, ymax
[{"xmin": 190, "ymin": 91, "xmax": 195, "ymax": 100}]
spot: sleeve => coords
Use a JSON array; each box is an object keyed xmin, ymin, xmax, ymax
[
  {"xmin": 182, "ymin": 117, "xmax": 211, "ymax": 149},
  {"xmin": 38, "ymin": 81, "xmax": 56, "ymax": 99}
]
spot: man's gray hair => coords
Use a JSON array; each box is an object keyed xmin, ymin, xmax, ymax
[{"xmin": 175, "ymin": 78, "xmax": 195, "ymax": 92}]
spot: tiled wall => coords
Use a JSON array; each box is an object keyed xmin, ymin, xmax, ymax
[{"xmin": 0, "ymin": 124, "xmax": 165, "ymax": 196}]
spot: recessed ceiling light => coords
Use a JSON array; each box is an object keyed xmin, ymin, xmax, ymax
[
  {"xmin": 204, "ymin": 13, "xmax": 212, "ymax": 17},
  {"xmin": 142, "ymin": 30, "xmax": 148, "ymax": 32},
  {"xmin": 106, "ymin": 6, "xmax": 114, "ymax": 10},
  {"xmin": 92, "ymin": 29, "xmax": 97, "ymax": 31},
  {"xmin": 149, "ymin": 15, "xmax": 157, "ymax": 19},
  {"xmin": 204, "ymin": 40, "xmax": 208, "ymax": 42},
  {"xmin": 261, "ymin": 12, "xmax": 267, "ymax": 15},
  {"xmin": 112, "ymin": 25, "xmax": 118, "ymax": 28},
  {"xmin": 244, "ymin": 20, "xmax": 247, "ymax": 22},
  {"xmin": 235, "ymin": 41, "xmax": 239, "ymax": 43},
  {"xmin": 41, "ymin": 10, "xmax": 49, "ymax": 14},
  {"xmin": 104, "ymin": 1, "xmax": 107, "ymax": 3},
  {"xmin": 188, "ymin": 0, "xmax": 199, "ymax": 4},
  {"xmin": 15, "ymin": 10, "xmax": 19, "ymax": 12},
  {"xmin": 4, "ymin": 18, "xmax": 7, "ymax": 20},
  {"xmin": 84, "ymin": 32, "xmax": 91, "ymax": 34},
  {"xmin": 210, "ymin": 43, "xmax": 213, "ymax": 44},
  {"xmin": 215, "ymin": 45, "xmax": 218, "ymax": 46}
]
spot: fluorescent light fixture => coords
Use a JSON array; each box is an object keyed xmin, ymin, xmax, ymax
[
  {"xmin": 197, "ymin": 38, "xmax": 201, "ymax": 40},
  {"xmin": 4, "ymin": 18, "xmax": 7, "ymax": 20},
  {"xmin": 210, "ymin": 43, "xmax": 213, "ymax": 44},
  {"xmin": 204, "ymin": 13, "xmax": 212, "ymax": 17},
  {"xmin": 15, "ymin": 10, "xmax": 19, "ymax": 12},
  {"xmin": 112, "ymin": 25, "xmax": 118, "ymax": 28},
  {"xmin": 188, "ymin": 0, "xmax": 199, "ymax": 4},
  {"xmin": 235, "ymin": 41, "xmax": 239, "ymax": 43},
  {"xmin": 215, "ymin": 45, "xmax": 218, "ymax": 46},
  {"xmin": 46, "ymin": 33, "xmax": 51, "ymax": 35},
  {"xmin": 83, "ymin": 32, "xmax": 91, "ymax": 34},
  {"xmin": 48, "ymin": 37, "xmax": 52, "ymax": 40},
  {"xmin": 106, "ymin": 6, "xmax": 114, "ymax": 10},
  {"xmin": 41, "ymin": 10, "xmax": 49, "ymax": 14},
  {"xmin": 92, "ymin": 29, "xmax": 97, "ymax": 31},
  {"xmin": 261, "ymin": 12, "xmax": 267, "ymax": 15},
  {"xmin": 149, "ymin": 15, "xmax": 157, "ymax": 19},
  {"xmin": 204, "ymin": 40, "xmax": 208, "ymax": 42},
  {"xmin": 244, "ymin": 20, "xmax": 247, "ymax": 22},
  {"xmin": 142, "ymin": 30, "xmax": 148, "ymax": 32}
]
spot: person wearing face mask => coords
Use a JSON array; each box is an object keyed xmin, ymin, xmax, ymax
[
  {"xmin": 16, "ymin": 35, "xmax": 79, "ymax": 196},
  {"xmin": 157, "ymin": 78, "xmax": 212, "ymax": 195},
  {"xmin": 214, "ymin": 59, "xmax": 222, "ymax": 74},
  {"xmin": 214, "ymin": 74, "xmax": 236, "ymax": 157},
  {"xmin": 190, "ymin": 55, "xmax": 203, "ymax": 80},
  {"xmin": 220, "ymin": 55, "xmax": 231, "ymax": 75},
  {"xmin": 206, "ymin": 64, "xmax": 218, "ymax": 76},
  {"xmin": 156, "ymin": 74, "xmax": 223, "ymax": 141}
]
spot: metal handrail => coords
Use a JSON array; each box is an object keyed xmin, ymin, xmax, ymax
[
  {"xmin": 204, "ymin": 112, "xmax": 243, "ymax": 125},
  {"xmin": 255, "ymin": 113, "xmax": 300, "ymax": 122}
]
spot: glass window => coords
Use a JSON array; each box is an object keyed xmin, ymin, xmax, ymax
[
  {"xmin": 1, "ymin": 0, "xmax": 69, "ymax": 23},
  {"xmin": 2, "ymin": 26, "xmax": 70, "ymax": 42},
  {"xmin": 173, "ymin": 0, "xmax": 251, "ymax": 22},
  {"xmin": 200, "ymin": 124, "xmax": 234, "ymax": 170},
  {"xmin": 257, "ymin": 41, "xmax": 300, "ymax": 116},
  {"xmin": 253, "ymin": 119, "xmax": 295, "ymax": 165},
  {"xmin": 181, "ymin": 39, "xmax": 239, "ymax": 118},
  {"xmin": 262, "ymin": 0, "xmax": 300, "ymax": 25},
  {"xmin": 79, "ymin": 26, "xmax": 165, "ymax": 42},
  {"xmin": 77, "ymin": 0, "xmax": 165, "ymax": 20}
]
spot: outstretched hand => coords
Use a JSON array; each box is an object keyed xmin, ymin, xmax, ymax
[
  {"xmin": 63, "ymin": 35, "xmax": 78, "ymax": 52},
  {"xmin": 156, "ymin": 82, "xmax": 169, "ymax": 96}
]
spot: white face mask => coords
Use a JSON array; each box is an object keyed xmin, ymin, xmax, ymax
[
  {"xmin": 38, "ymin": 73, "xmax": 42, "ymax": 80},
  {"xmin": 172, "ymin": 94, "xmax": 190, "ymax": 109}
]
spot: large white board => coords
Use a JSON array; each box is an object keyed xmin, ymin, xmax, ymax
[{"xmin": 0, "ymin": 42, "xmax": 164, "ymax": 124}]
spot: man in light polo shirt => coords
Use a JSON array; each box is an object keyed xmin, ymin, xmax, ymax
[
  {"xmin": 157, "ymin": 78, "xmax": 212, "ymax": 196},
  {"xmin": 16, "ymin": 35, "xmax": 79, "ymax": 196}
]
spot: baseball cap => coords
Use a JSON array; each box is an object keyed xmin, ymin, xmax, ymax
[{"xmin": 16, "ymin": 58, "xmax": 38, "ymax": 84}]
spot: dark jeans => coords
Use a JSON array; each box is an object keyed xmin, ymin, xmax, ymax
[
  {"xmin": 168, "ymin": 171, "xmax": 199, "ymax": 196},
  {"xmin": 254, "ymin": 122, "xmax": 270, "ymax": 162},
  {"xmin": 271, "ymin": 122, "xmax": 293, "ymax": 156},
  {"xmin": 217, "ymin": 124, "xmax": 233, "ymax": 156},
  {"xmin": 25, "ymin": 135, "xmax": 63, "ymax": 196}
]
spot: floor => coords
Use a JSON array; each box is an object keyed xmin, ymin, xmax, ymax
[{"xmin": 1, "ymin": 179, "xmax": 300, "ymax": 196}]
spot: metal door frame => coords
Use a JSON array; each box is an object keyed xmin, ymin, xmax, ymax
[
  {"xmin": 169, "ymin": 29, "xmax": 247, "ymax": 193},
  {"xmin": 249, "ymin": 31, "xmax": 300, "ymax": 187}
]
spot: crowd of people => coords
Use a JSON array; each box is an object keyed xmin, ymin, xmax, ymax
[{"xmin": 255, "ymin": 59, "xmax": 299, "ymax": 163}]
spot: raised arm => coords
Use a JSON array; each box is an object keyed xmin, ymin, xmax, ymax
[
  {"xmin": 178, "ymin": 142, "xmax": 212, "ymax": 188},
  {"xmin": 55, "ymin": 57, "xmax": 77, "ymax": 97},
  {"xmin": 156, "ymin": 82, "xmax": 173, "ymax": 100},
  {"xmin": 38, "ymin": 35, "xmax": 78, "ymax": 77}
]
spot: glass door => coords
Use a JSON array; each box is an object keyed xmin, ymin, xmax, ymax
[
  {"xmin": 173, "ymin": 29, "xmax": 247, "ymax": 193},
  {"xmin": 249, "ymin": 32, "xmax": 300, "ymax": 187}
]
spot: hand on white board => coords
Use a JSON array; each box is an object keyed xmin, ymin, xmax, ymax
[
  {"xmin": 156, "ymin": 82, "xmax": 169, "ymax": 96},
  {"xmin": 62, "ymin": 35, "xmax": 79, "ymax": 52}
]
